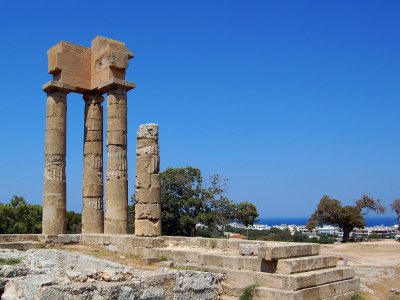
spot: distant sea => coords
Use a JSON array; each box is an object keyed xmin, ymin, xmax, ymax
[{"xmin": 257, "ymin": 216, "xmax": 398, "ymax": 227}]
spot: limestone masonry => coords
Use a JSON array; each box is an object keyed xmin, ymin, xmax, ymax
[
  {"xmin": 33, "ymin": 36, "xmax": 361, "ymax": 299},
  {"xmin": 135, "ymin": 124, "xmax": 162, "ymax": 237},
  {"xmin": 42, "ymin": 37, "xmax": 135, "ymax": 235}
]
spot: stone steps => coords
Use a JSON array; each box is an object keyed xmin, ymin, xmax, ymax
[
  {"xmin": 254, "ymin": 277, "xmax": 360, "ymax": 300},
  {"xmin": 275, "ymin": 255, "xmax": 338, "ymax": 274},
  {"xmin": 0, "ymin": 242, "xmax": 45, "ymax": 251}
]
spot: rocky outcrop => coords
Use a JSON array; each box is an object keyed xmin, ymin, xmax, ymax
[{"xmin": 0, "ymin": 249, "xmax": 224, "ymax": 299}]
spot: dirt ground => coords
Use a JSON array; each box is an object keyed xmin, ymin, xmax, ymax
[{"xmin": 320, "ymin": 240, "xmax": 400, "ymax": 300}]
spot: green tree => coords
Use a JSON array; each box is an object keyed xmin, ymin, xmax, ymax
[
  {"xmin": 66, "ymin": 211, "xmax": 81, "ymax": 233},
  {"xmin": 0, "ymin": 195, "xmax": 82, "ymax": 234},
  {"xmin": 156, "ymin": 166, "xmax": 259, "ymax": 236},
  {"xmin": 307, "ymin": 195, "xmax": 386, "ymax": 242},
  {"xmin": 236, "ymin": 201, "xmax": 259, "ymax": 227},
  {"xmin": 0, "ymin": 195, "xmax": 42, "ymax": 234},
  {"xmin": 391, "ymin": 199, "xmax": 400, "ymax": 227}
]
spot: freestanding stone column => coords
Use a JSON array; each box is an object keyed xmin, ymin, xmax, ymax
[
  {"xmin": 42, "ymin": 84, "xmax": 68, "ymax": 234},
  {"xmin": 104, "ymin": 86, "xmax": 129, "ymax": 234},
  {"xmin": 135, "ymin": 124, "xmax": 162, "ymax": 236},
  {"xmin": 82, "ymin": 94, "xmax": 104, "ymax": 233}
]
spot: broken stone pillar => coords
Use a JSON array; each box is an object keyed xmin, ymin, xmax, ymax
[
  {"xmin": 42, "ymin": 84, "xmax": 68, "ymax": 234},
  {"xmin": 135, "ymin": 124, "xmax": 162, "ymax": 237},
  {"xmin": 82, "ymin": 94, "xmax": 104, "ymax": 233},
  {"xmin": 104, "ymin": 86, "xmax": 128, "ymax": 234}
]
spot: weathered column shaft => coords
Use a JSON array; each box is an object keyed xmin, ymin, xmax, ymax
[
  {"xmin": 82, "ymin": 94, "xmax": 104, "ymax": 233},
  {"xmin": 42, "ymin": 89, "xmax": 67, "ymax": 234},
  {"xmin": 104, "ymin": 87, "xmax": 128, "ymax": 234},
  {"xmin": 135, "ymin": 124, "xmax": 162, "ymax": 236}
]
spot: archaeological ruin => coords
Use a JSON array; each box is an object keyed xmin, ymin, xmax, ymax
[{"xmin": 0, "ymin": 37, "xmax": 361, "ymax": 299}]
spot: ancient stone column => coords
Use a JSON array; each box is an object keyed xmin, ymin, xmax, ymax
[
  {"xmin": 104, "ymin": 87, "xmax": 128, "ymax": 234},
  {"xmin": 82, "ymin": 94, "xmax": 104, "ymax": 233},
  {"xmin": 135, "ymin": 124, "xmax": 162, "ymax": 236},
  {"xmin": 42, "ymin": 85, "xmax": 67, "ymax": 234}
]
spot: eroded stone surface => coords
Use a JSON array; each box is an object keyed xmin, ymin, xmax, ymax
[
  {"xmin": 0, "ymin": 249, "xmax": 224, "ymax": 300},
  {"xmin": 135, "ymin": 124, "xmax": 162, "ymax": 236}
]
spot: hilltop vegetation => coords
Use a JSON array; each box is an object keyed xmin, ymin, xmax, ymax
[{"xmin": 0, "ymin": 195, "xmax": 81, "ymax": 234}]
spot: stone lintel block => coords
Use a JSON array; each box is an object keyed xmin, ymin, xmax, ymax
[
  {"xmin": 43, "ymin": 81, "xmax": 77, "ymax": 94},
  {"xmin": 137, "ymin": 124, "xmax": 159, "ymax": 140},
  {"xmin": 276, "ymin": 255, "xmax": 338, "ymax": 274},
  {"xmin": 135, "ymin": 219, "xmax": 161, "ymax": 237},
  {"xmin": 135, "ymin": 187, "xmax": 160, "ymax": 204},
  {"xmin": 135, "ymin": 203, "xmax": 161, "ymax": 220},
  {"xmin": 258, "ymin": 243, "xmax": 320, "ymax": 260}
]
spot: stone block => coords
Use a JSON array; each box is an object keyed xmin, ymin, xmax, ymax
[
  {"xmin": 45, "ymin": 131, "xmax": 66, "ymax": 155},
  {"xmin": 107, "ymin": 116, "xmax": 127, "ymax": 131},
  {"xmin": 258, "ymin": 243, "xmax": 320, "ymax": 260},
  {"xmin": 151, "ymin": 174, "xmax": 160, "ymax": 188},
  {"xmin": 82, "ymin": 183, "xmax": 103, "ymax": 197},
  {"xmin": 276, "ymin": 255, "xmax": 338, "ymax": 274},
  {"xmin": 46, "ymin": 103, "xmax": 66, "ymax": 118},
  {"xmin": 136, "ymin": 144, "xmax": 159, "ymax": 156},
  {"xmin": 253, "ymin": 277, "xmax": 360, "ymax": 300},
  {"xmin": 239, "ymin": 243, "xmax": 259, "ymax": 256},
  {"xmin": 136, "ymin": 187, "xmax": 160, "ymax": 203},
  {"xmin": 46, "ymin": 116, "xmax": 66, "ymax": 131},
  {"xmin": 85, "ymin": 118, "xmax": 102, "ymax": 131},
  {"xmin": 85, "ymin": 130, "xmax": 102, "ymax": 142},
  {"xmin": 47, "ymin": 41, "xmax": 91, "ymax": 91},
  {"xmin": 137, "ymin": 124, "xmax": 158, "ymax": 140},
  {"xmin": 135, "ymin": 219, "xmax": 161, "ymax": 237},
  {"xmin": 135, "ymin": 203, "xmax": 161, "ymax": 220},
  {"xmin": 106, "ymin": 130, "xmax": 126, "ymax": 145},
  {"xmin": 84, "ymin": 141, "xmax": 102, "ymax": 155},
  {"xmin": 136, "ymin": 173, "xmax": 151, "ymax": 188},
  {"xmin": 200, "ymin": 254, "xmax": 223, "ymax": 267},
  {"xmin": 104, "ymin": 219, "xmax": 127, "ymax": 235},
  {"xmin": 107, "ymin": 103, "xmax": 127, "ymax": 118}
]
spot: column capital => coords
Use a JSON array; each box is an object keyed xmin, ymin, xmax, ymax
[
  {"xmin": 43, "ymin": 81, "xmax": 77, "ymax": 94},
  {"xmin": 97, "ymin": 78, "xmax": 136, "ymax": 94},
  {"xmin": 83, "ymin": 93, "xmax": 104, "ymax": 105}
]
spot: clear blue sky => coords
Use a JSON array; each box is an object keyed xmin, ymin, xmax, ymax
[{"xmin": 0, "ymin": 1, "xmax": 399, "ymax": 218}]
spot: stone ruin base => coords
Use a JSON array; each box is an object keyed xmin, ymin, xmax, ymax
[{"xmin": 0, "ymin": 234, "xmax": 360, "ymax": 300}]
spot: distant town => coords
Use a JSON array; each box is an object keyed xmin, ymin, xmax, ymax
[{"xmin": 227, "ymin": 221, "xmax": 400, "ymax": 241}]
